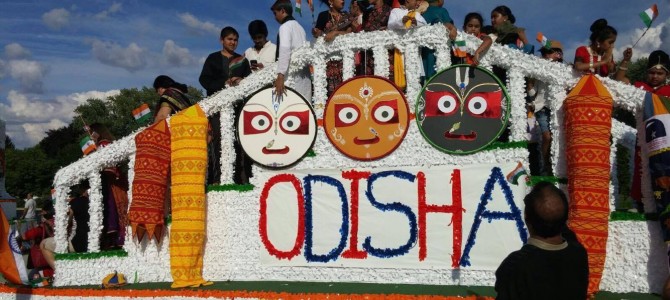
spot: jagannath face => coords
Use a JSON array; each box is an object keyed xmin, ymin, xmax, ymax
[
  {"xmin": 324, "ymin": 76, "xmax": 409, "ymax": 160},
  {"xmin": 416, "ymin": 65, "xmax": 509, "ymax": 154},
  {"xmin": 238, "ymin": 87, "xmax": 317, "ymax": 168}
]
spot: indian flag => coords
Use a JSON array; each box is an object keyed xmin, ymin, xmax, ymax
[
  {"xmin": 640, "ymin": 4, "xmax": 659, "ymax": 28},
  {"xmin": 133, "ymin": 103, "xmax": 152, "ymax": 124},
  {"xmin": 295, "ymin": 0, "xmax": 302, "ymax": 16},
  {"xmin": 80, "ymin": 136, "xmax": 97, "ymax": 155},
  {"xmin": 536, "ymin": 32, "xmax": 551, "ymax": 49},
  {"xmin": 0, "ymin": 206, "xmax": 29, "ymax": 285},
  {"xmin": 453, "ymin": 40, "xmax": 467, "ymax": 58},
  {"xmin": 506, "ymin": 162, "xmax": 528, "ymax": 185}
]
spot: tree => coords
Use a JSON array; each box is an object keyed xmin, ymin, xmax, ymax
[
  {"xmin": 5, "ymin": 146, "xmax": 57, "ymax": 199},
  {"xmin": 5, "ymin": 136, "xmax": 15, "ymax": 150}
]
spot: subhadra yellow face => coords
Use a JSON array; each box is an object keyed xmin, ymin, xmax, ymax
[{"xmin": 324, "ymin": 76, "xmax": 410, "ymax": 161}]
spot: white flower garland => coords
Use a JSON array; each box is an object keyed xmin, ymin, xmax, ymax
[
  {"xmin": 505, "ymin": 68, "xmax": 527, "ymax": 142},
  {"xmin": 86, "ymin": 171, "xmax": 103, "ymax": 253},
  {"xmin": 54, "ymin": 186, "xmax": 71, "ymax": 254}
]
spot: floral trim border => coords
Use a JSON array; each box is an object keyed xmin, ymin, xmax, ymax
[{"xmin": 55, "ymin": 250, "xmax": 128, "ymax": 261}]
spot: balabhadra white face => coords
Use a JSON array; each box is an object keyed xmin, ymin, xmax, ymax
[{"xmin": 238, "ymin": 87, "xmax": 317, "ymax": 168}]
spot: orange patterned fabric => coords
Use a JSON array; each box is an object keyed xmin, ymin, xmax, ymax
[
  {"xmin": 564, "ymin": 75, "xmax": 612, "ymax": 295},
  {"xmin": 128, "ymin": 120, "xmax": 171, "ymax": 243},
  {"xmin": 169, "ymin": 105, "xmax": 212, "ymax": 288}
]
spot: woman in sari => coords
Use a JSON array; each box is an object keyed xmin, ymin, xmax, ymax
[
  {"xmin": 313, "ymin": 0, "xmax": 353, "ymax": 96},
  {"xmin": 90, "ymin": 123, "xmax": 129, "ymax": 249},
  {"xmin": 152, "ymin": 75, "xmax": 193, "ymax": 123}
]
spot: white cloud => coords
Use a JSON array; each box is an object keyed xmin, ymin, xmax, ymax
[
  {"xmin": 4, "ymin": 43, "xmax": 31, "ymax": 60},
  {"xmin": 162, "ymin": 40, "xmax": 195, "ymax": 67},
  {"xmin": 7, "ymin": 59, "xmax": 49, "ymax": 93},
  {"xmin": 42, "ymin": 8, "xmax": 70, "ymax": 30},
  {"xmin": 1, "ymin": 89, "xmax": 120, "ymax": 148},
  {"xmin": 90, "ymin": 40, "xmax": 147, "ymax": 72},
  {"xmin": 178, "ymin": 13, "xmax": 219, "ymax": 35},
  {"xmin": 94, "ymin": 2, "xmax": 122, "ymax": 20}
]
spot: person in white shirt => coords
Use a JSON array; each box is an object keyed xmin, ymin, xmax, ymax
[
  {"xmin": 244, "ymin": 20, "xmax": 277, "ymax": 72},
  {"xmin": 271, "ymin": 0, "xmax": 312, "ymax": 101},
  {"xmin": 21, "ymin": 193, "xmax": 36, "ymax": 220},
  {"xmin": 387, "ymin": 0, "xmax": 427, "ymax": 30}
]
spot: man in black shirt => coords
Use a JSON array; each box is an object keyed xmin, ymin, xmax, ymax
[
  {"xmin": 495, "ymin": 182, "xmax": 589, "ymax": 300},
  {"xmin": 69, "ymin": 188, "xmax": 90, "ymax": 253}
]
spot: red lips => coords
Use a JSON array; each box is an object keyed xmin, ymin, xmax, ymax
[
  {"xmin": 444, "ymin": 131, "xmax": 477, "ymax": 140},
  {"xmin": 262, "ymin": 146, "xmax": 290, "ymax": 154},
  {"xmin": 354, "ymin": 136, "xmax": 380, "ymax": 145}
]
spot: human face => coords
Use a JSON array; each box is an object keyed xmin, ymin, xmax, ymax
[
  {"xmin": 330, "ymin": 0, "xmax": 344, "ymax": 11},
  {"xmin": 491, "ymin": 11, "xmax": 507, "ymax": 28},
  {"xmin": 647, "ymin": 67, "xmax": 669, "ymax": 88},
  {"xmin": 350, "ymin": 1, "xmax": 360, "ymax": 16},
  {"xmin": 156, "ymin": 87, "xmax": 167, "ymax": 96},
  {"xmin": 542, "ymin": 50, "xmax": 563, "ymax": 62},
  {"xmin": 221, "ymin": 34, "xmax": 238, "ymax": 54},
  {"xmin": 405, "ymin": 0, "xmax": 418, "ymax": 10},
  {"xmin": 252, "ymin": 34, "xmax": 267, "ymax": 50},
  {"xmin": 464, "ymin": 18, "xmax": 482, "ymax": 35},
  {"xmin": 597, "ymin": 36, "xmax": 616, "ymax": 52},
  {"xmin": 272, "ymin": 8, "xmax": 287, "ymax": 23}
]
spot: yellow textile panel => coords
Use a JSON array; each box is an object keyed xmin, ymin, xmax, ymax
[
  {"xmin": 564, "ymin": 74, "xmax": 612, "ymax": 295},
  {"xmin": 168, "ymin": 105, "xmax": 212, "ymax": 288}
]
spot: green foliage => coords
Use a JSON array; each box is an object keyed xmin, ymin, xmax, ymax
[
  {"xmin": 5, "ymin": 147, "xmax": 57, "ymax": 199},
  {"xmin": 625, "ymin": 57, "xmax": 648, "ymax": 87},
  {"xmin": 4, "ymin": 85, "xmax": 205, "ymax": 201},
  {"xmin": 5, "ymin": 136, "xmax": 15, "ymax": 149}
]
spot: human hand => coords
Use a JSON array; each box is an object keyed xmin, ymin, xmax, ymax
[
  {"xmin": 622, "ymin": 48, "xmax": 633, "ymax": 61},
  {"xmin": 312, "ymin": 27, "xmax": 323, "ymax": 38},
  {"xmin": 325, "ymin": 31, "xmax": 339, "ymax": 42},
  {"xmin": 472, "ymin": 52, "xmax": 481, "ymax": 66},
  {"xmin": 274, "ymin": 74, "xmax": 286, "ymax": 97}
]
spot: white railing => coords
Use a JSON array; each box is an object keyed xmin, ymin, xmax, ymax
[{"xmin": 52, "ymin": 24, "xmax": 647, "ymax": 253}]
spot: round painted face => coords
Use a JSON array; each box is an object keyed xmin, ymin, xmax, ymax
[
  {"xmin": 416, "ymin": 65, "xmax": 510, "ymax": 154},
  {"xmin": 324, "ymin": 76, "xmax": 409, "ymax": 160},
  {"xmin": 238, "ymin": 87, "xmax": 317, "ymax": 168}
]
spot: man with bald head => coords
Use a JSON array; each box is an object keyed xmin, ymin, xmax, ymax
[{"xmin": 495, "ymin": 182, "xmax": 589, "ymax": 300}]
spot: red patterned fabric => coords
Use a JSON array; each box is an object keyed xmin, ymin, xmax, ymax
[
  {"xmin": 564, "ymin": 75, "xmax": 612, "ymax": 295},
  {"xmin": 128, "ymin": 120, "xmax": 171, "ymax": 243}
]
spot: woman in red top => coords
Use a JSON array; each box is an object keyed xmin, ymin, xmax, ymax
[{"xmin": 573, "ymin": 19, "xmax": 617, "ymax": 77}]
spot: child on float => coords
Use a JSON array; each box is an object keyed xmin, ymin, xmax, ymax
[
  {"xmin": 420, "ymin": 0, "xmax": 458, "ymax": 79},
  {"xmin": 573, "ymin": 19, "xmax": 618, "ymax": 77},
  {"xmin": 387, "ymin": 0, "xmax": 426, "ymax": 30},
  {"xmin": 461, "ymin": 12, "xmax": 492, "ymax": 66},
  {"xmin": 526, "ymin": 40, "xmax": 564, "ymax": 176}
]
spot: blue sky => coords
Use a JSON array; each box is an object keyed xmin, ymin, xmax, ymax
[{"xmin": 0, "ymin": 0, "xmax": 668, "ymax": 148}]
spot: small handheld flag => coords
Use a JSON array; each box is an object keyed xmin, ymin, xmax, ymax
[
  {"xmin": 453, "ymin": 40, "xmax": 467, "ymax": 58},
  {"xmin": 132, "ymin": 103, "xmax": 152, "ymax": 125},
  {"xmin": 639, "ymin": 4, "xmax": 659, "ymax": 28},
  {"xmin": 80, "ymin": 136, "xmax": 97, "ymax": 155},
  {"xmin": 536, "ymin": 32, "xmax": 551, "ymax": 49},
  {"xmin": 633, "ymin": 4, "xmax": 659, "ymax": 48},
  {"xmin": 295, "ymin": 0, "xmax": 302, "ymax": 17},
  {"xmin": 506, "ymin": 162, "xmax": 528, "ymax": 185}
]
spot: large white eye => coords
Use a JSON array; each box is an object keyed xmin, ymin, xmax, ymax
[
  {"xmin": 338, "ymin": 107, "xmax": 359, "ymax": 124},
  {"xmin": 251, "ymin": 114, "xmax": 271, "ymax": 131},
  {"xmin": 281, "ymin": 115, "xmax": 302, "ymax": 132},
  {"xmin": 373, "ymin": 105, "xmax": 395, "ymax": 123},
  {"xmin": 438, "ymin": 95, "xmax": 457, "ymax": 114},
  {"xmin": 468, "ymin": 96, "xmax": 487, "ymax": 115}
]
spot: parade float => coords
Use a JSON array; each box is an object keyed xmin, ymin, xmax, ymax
[{"xmin": 1, "ymin": 24, "xmax": 666, "ymax": 299}]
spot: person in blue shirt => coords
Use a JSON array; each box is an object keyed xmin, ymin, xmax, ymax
[{"xmin": 421, "ymin": 0, "xmax": 457, "ymax": 79}]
